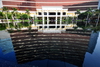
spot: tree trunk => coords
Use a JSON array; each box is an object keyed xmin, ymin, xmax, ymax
[
  {"xmin": 15, "ymin": 13, "xmax": 19, "ymax": 25},
  {"xmin": 76, "ymin": 17, "xmax": 78, "ymax": 25},
  {"xmin": 12, "ymin": 15, "xmax": 15, "ymax": 26},
  {"xmin": 96, "ymin": 13, "xmax": 100, "ymax": 27},
  {"xmin": 72, "ymin": 17, "xmax": 74, "ymax": 27},
  {"xmin": 66, "ymin": 17, "xmax": 68, "ymax": 25},
  {"xmin": 5, "ymin": 13, "xmax": 9, "ymax": 27},
  {"xmin": 85, "ymin": 13, "xmax": 89, "ymax": 27},
  {"xmin": 28, "ymin": 16, "xmax": 30, "ymax": 25},
  {"xmin": 1, "ymin": 19, "xmax": 3, "ymax": 24}
]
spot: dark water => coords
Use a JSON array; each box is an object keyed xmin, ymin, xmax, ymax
[
  {"xmin": 0, "ymin": 32, "xmax": 100, "ymax": 67},
  {"xmin": 83, "ymin": 32, "xmax": 100, "ymax": 67}
]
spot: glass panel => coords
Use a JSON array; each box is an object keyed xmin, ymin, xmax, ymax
[{"xmin": 49, "ymin": 12, "xmax": 56, "ymax": 15}]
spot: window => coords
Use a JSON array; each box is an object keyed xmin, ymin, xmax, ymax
[
  {"xmin": 57, "ymin": 12, "xmax": 60, "ymax": 15},
  {"xmin": 38, "ymin": 12, "xmax": 41, "ymax": 15},
  {"xmin": 63, "ymin": 12, "xmax": 66, "ymax": 15},
  {"xmin": 49, "ymin": 12, "xmax": 56, "ymax": 15},
  {"xmin": 44, "ymin": 12, "xmax": 47, "ymax": 15}
]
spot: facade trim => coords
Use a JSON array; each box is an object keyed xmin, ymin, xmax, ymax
[
  {"xmin": 3, "ymin": 5, "xmax": 98, "ymax": 9},
  {"xmin": 2, "ymin": 0, "xmax": 98, "ymax": 3},
  {"xmin": 64, "ymin": 5, "xmax": 98, "ymax": 8}
]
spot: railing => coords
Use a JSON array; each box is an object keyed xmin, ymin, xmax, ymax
[{"xmin": 36, "ymin": 15, "xmax": 68, "ymax": 17}]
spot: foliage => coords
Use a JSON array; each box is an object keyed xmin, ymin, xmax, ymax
[
  {"xmin": 75, "ymin": 8, "xmax": 100, "ymax": 32},
  {"xmin": 94, "ymin": 9, "xmax": 100, "ymax": 16},
  {"xmin": 73, "ymin": 26, "xmax": 78, "ymax": 31},
  {"xmin": 78, "ymin": 12, "xmax": 93, "ymax": 19},
  {"xmin": 7, "ymin": 12, "xmax": 12, "ymax": 19},
  {"xmin": 0, "ymin": 23, "xmax": 7, "ymax": 30},
  {"xmin": 92, "ymin": 26, "xmax": 100, "ymax": 32},
  {"xmin": 2, "ymin": 7, "xmax": 8, "ymax": 12},
  {"xmin": 0, "ymin": 12, "xmax": 4, "ymax": 19},
  {"xmin": 16, "ymin": 12, "xmax": 22, "ymax": 19},
  {"xmin": 75, "ymin": 9, "xmax": 80, "ymax": 15},
  {"xmin": 12, "ymin": 8, "xmax": 17, "ymax": 12},
  {"xmin": 77, "ymin": 21, "xmax": 85, "ymax": 27},
  {"xmin": 67, "ymin": 17, "xmax": 73, "ymax": 24},
  {"xmin": 20, "ymin": 14, "xmax": 29, "ymax": 19},
  {"xmin": 9, "ymin": 23, "xmax": 15, "ymax": 28},
  {"xmin": 25, "ymin": 9, "xmax": 30, "ymax": 15},
  {"xmin": 22, "ymin": 22, "xmax": 30, "ymax": 27},
  {"xmin": 1, "ymin": 7, "xmax": 100, "ymax": 32}
]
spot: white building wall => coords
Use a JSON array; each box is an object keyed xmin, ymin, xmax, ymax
[{"xmin": 42, "ymin": 6, "xmax": 62, "ymax": 10}]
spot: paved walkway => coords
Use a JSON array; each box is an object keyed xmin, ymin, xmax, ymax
[
  {"xmin": 0, "ymin": 30, "xmax": 10, "ymax": 39},
  {"xmin": 38, "ymin": 28, "xmax": 67, "ymax": 33}
]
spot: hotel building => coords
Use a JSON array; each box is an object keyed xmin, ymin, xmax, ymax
[
  {"xmin": 0, "ymin": 0, "xmax": 99, "ymax": 29},
  {"xmin": 0, "ymin": 0, "xmax": 96, "ymax": 66}
]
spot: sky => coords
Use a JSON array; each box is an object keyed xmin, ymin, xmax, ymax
[
  {"xmin": 83, "ymin": 32, "xmax": 100, "ymax": 67},
  {"xmin": 0, "ymin": 0, "xmax": 3, "ymax": 8}
]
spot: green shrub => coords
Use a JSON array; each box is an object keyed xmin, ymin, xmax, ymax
[{"xmin": 0, "ymin": 23, "xmax": 6, "ymax": 30}]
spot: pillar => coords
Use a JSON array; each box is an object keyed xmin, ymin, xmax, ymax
[
  {"xmin": 56, "ymin": 10, "xmax": 57, "ymax": 28},
  {"xmin": 42, "ymin": 10, "xmax": 44, "ymax": 30},
  {"xmin": 47, "ymin": 10, "xmax": 49, "ymax": 28},
  {"xmin": 60, "ymin": 11, "xmax": 62, "ymax": 29}
]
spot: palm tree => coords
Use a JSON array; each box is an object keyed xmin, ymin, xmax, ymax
[
  {"xmin": 25, "ymin": 9, "xmax": 30, "ymax": 24},
  {"xmin": 34, "ymin": 16, "xmax": 38, "ymax": 25},
  {"xmin": 12, "ymin": 8, "xmax": 18, "ymax": 25},
  {"xmin": 0, "ymin": 11, "xmax": 4, "ymax": 24},
  {"xmin": 11, "ymin": 9, "xmax": 15, "ymax": 26},
  {"xmin": 95, "ymin": 8, "xmax": 100, "ymax": 27},
  {"xmin": 85, "ymin": 8, "xmax": 92, "ymax": 27},
  {"xmin": 75, "ymin": 9, "xmax": 80, "ymax": 25},
  {"xmin": 2, "ymin": 7, "xmax": 9, "ymax": 27}
]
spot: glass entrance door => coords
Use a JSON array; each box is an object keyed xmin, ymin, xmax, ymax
[
  {"xmin": 49, "ymin": 17, "xmax": 55, "ymax": 24},
  {"xmin": 49, "ymin": 17, "xmax": 55, "ymax": 28}
]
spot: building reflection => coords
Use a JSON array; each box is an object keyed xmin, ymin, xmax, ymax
[
  {"xmin": 10, "ymin": 29, "xmax": 91, "ymax": 67},
  {"xmin": 87, "ymin": 31, "xmax": 99, "ymax": 54}
]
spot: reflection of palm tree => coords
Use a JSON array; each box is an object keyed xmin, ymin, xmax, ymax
[
  {"xmin": 85, "ymin": 8, "xmax": 92, "ymax": 27},
  {"xmin": 0, "ymin": 12, "xmax": 4, "ymax": 24},
  {"xmin": 11, "ymin": 8, "xmax": 17, "ymax": 26},
  {"xmin": 75, "ymin": 9, "xmax": 80, "ymax": 25},
  {"xmin": 12, "ymin": 8, "xmax": 18, "ymax": 25},
  {"xmin": 25, "ymin": 9, "xmax": 30, "ymax": 24},
  {"xmin": 34, "ymin": 16, "xmax": 38, "ymax": 25},
  {"xmin": 2, "ymin": 7, "xmax": 9, "ymax": 27},
  {"xmin": 95, "ymin": 8, "xmax": 100, "ymax": 27}
]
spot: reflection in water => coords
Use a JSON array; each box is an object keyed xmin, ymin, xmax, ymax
[
  {"xmin": 87, "ymin": 31, "xmax": 99, "ymax": 54},
  {"xmin": 1, "ymin": 30, "xmax": 100, "ymax": 67},
  {"xmin": 83, "ymin": 32, "xmax": 100, "ymax": 67},
  {"xmin": 10, "ymin": 29, "xmax": 91, "ymax": 67},
  {"xmin": 0, "ymin": 38, "xmax": 14, "ymax": 54}
]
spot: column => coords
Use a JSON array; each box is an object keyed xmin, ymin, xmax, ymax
[
  {"xmin": 56, "ymin": 10, "xmax": 57, "ymax": 28},
  {"xmin": 42, "ymin": 10, "xmax": 44, "ymax": 30},
  {"xmin": 72, "ymin": 17, "xmax": 74, "ymax": 26},
  {"xmin": 66, "ymin": 17, "xmax": 68, "ymax": 25},
  {"xmin": 60, "ymin": 11, "xmax": 62, "ymax": 29},
  {"xmin": 47, "ymin": 10, "xmax": 49, "ymax": 28},
  {"xmin": 36, "ymin": 11, "xmax": 38, "ymax": 25}
]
